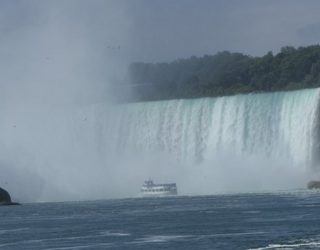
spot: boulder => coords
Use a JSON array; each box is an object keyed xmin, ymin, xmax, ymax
[
  {"xmin": 0, "ymin": 187, "xmax": 19, "ymax": 205},
  {"xmin": 307, "ymin": 181, "xmax": 320, "ymax": 189},
  {"xmin": 0, "ymin": 187, "xmax": 11, "ymax": 203}
]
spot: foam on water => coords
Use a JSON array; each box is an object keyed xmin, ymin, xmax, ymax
[
  {"xmin": 132, "ymin": 235, "xmax": 191, "ymax": 244},
  {"xmin": 249, "ymin": 241, "xmax": 320, "ymax": 249},
  {"xmin": 99, "ymin": 231, "xmax": 131, "ymax": 237}
]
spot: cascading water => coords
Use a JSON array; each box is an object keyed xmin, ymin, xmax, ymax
[
  {"xmin": 0, "ymin": 88, "xmax": 319, "ymax": 201},
  {"xmin": 109, "ymin": 88, "xmax": 320, "ymax": 167}
]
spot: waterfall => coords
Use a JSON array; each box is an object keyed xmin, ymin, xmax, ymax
[
  {"xmin": 108, "ymin": 88, "xmax": 320, "ymax": 167},
  {"xmin": 0, "ymin": 88, "xmax": 319, "ymax": 201}
]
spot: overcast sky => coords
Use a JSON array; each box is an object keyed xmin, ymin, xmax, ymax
[
  {"xmin": 1, "ymin": 0, "xmax": 320, "ymax": 103},
  {"xmin": 2, "ymin": 1, "xmax": 320, "ymax": 61},
  {"xmin": 124, "ymin": 0, "xmax": 320, "ymax": 62}
]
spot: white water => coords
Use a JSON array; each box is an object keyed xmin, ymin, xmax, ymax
[
  {"xmin": 0, "ymin": 88, "xmax": 319, "ymax": 201},
  {"xmin": 110, "ymin": 89, "xmax": 320, "ymax": 167}
]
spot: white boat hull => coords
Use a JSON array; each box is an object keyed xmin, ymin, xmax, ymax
[{"xmin": 140, "ymin": 190, "xmax": 177, "ymax": 197}]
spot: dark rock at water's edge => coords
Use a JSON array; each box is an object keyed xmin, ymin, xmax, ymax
[
  {"xmin": 0, "ymin": 202, "xmax": 20, "ymax": 206},
  {"xmin": 307, "ymin": 181, "xmax": 320, "ymax": 189},
  {"xmin": 0, "ymin": 187, "xmax": 20, "ymax": 206},
  {"xmin": 0, "ymin": 187, "xmax": 11, "ymax": 202}
]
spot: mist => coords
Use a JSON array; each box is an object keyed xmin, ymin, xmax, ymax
[
  {"xmin": 0, "ymin": 0, "xmax": 132, "ymax": 202},
  {"xmin": 1, "ymin": 1, "xmax": 320, "ymax": 202}
]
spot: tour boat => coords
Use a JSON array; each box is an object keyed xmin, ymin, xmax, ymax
[{"xmin": 141, "ymin": 179, "xmax": 177, "ymax": 197}]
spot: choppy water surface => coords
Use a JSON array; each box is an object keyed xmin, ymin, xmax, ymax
[{"xmin": 1, "ymin": 191, "xmax": 320, "ymax": 249}]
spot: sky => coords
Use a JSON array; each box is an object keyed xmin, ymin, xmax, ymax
[
  {"xmin": 1, "ymin": 1, "xmax": 320, "ymax": 65},
  {"xmin": 124, "ymin": 0, "xmax": 320, "ymax": 61},
  {"xmin": 0, "ymin": 0, "xmax": 319, "ymax": 102}
]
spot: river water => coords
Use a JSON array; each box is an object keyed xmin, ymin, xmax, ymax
[{"xmin": 1, "ymin": 191, "xmax": 320, "ymax": 249}]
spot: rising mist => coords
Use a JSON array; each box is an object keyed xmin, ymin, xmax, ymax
[
  {"xmin": 1, "ymin": 1, "xmax": 320, "ymax": 202},
  {"xmin": 0, "ymin": 1, "xmax": 132, "ymax": 202}
]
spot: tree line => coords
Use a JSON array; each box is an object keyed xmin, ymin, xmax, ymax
[{"xmin": 125, "ymin": 45, "xmax": 320, "ymax": 102}]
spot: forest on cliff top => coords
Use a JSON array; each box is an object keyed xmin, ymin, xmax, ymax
[{"xmin": 122, "ymin": 45, "xmax": 320, "ymax": 102}]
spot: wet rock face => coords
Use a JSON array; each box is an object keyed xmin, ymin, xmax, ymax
[
  {"xmin": 0, "ymin": 187, "xmax": 11, "ymax": 203},
  {"xmin": 307, "ymin": 181, "xmax": 320, "ymax": 189}
]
